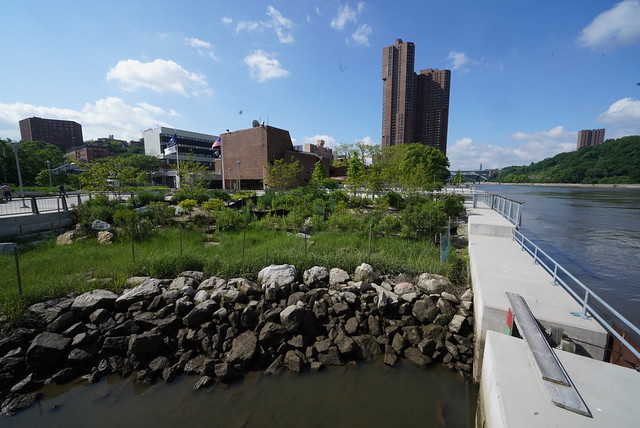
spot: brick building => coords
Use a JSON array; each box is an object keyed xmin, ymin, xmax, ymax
[
  {"xmin": 381, "ymin": 39, "xmax": 451, "ymax": 154},
  {"xmin": 220, "ymin": 125, "xmax": 334, "ymax": 190},
  {"xmin": 19, "ymin": 117, "xmax": 84, "ymax": 151},
  {"xmin": 65, "ymin": 144, "xmax": 114, "ymax": 163}
]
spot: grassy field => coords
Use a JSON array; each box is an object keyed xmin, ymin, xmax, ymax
[{"xmin": 0, "ymin": 227, "xmax": 466, "ymax": 322}]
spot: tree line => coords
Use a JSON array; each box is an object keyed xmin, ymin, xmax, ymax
[{"xmin": 492, "ymin": 135, "xmax": 640, "ymax": 184}]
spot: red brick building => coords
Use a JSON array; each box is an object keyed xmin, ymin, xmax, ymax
[
  {"xmin": 219, "ymin": 125, "xmax": 334, "ymax": 190},
  {"xmin": 65, "ymin": 144, "xmax": 114, "ymax": 163}
]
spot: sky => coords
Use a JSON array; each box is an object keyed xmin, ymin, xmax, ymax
[{"xmin": 1, "ymin": 0, "xmax": 639, "ymax": 171}]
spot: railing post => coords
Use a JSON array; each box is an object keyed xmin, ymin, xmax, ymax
[
  {"xmin": 30, "ymin": 197, "xmax": 39, "ymax": 215},
  {"xmin": 533, "ymin": 247, "xmax": 538, "ymax": 264},
  {"xmin": 551, "ymin": 264, "xmax": 558, "ymax": 286},
  {"xmin": 77, "ymin": 193, "xmax": 82, "ymax": 206},
  {"xmin": 580, "ymin": 291, "xmax": 590, "ymax": 319}
]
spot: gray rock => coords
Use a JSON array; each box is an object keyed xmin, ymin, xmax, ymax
[
  {"xmin": 353, "ymin": 335, "xmax": 381, "ymax": 360},
  {"xmin": 180, "ymin": 271, "xmax": 205, "ymax": 282},
  {"xmin": 193, "ymin": 375, "xmax": 214, "ymax": 391},
  {"xmin": 10, "ymin": 373, "xmax": 43, "ymax": 393},
  {"xmin": 412, "ymin": 298, "xmax": 439, "ymax": 323},
  {"xmin": 28, "ymin": 297, "xmax": 74, "ymax": 325},
  {"xmin": 215, "ymin": 362, "xmax": 239, "ymax": 383},
  {"xmin": 329, "ymin": 268, "xmax": 350, "ymax": 286},
  {"xmin": 228, "ymin": 331, "xmax": 257, "ymax": 367},
  {"xmin": 26, "ymin": 332, "xmax": 70, "ymax": 369},
  {"xmin": 384, "ymin": 346, "xmax": 399, "ymax": 366},
  {"xmin": 91, "ymin": 220, "xmax": 113, "ymax": 231},
  {"xmin": 264, "ymin": 355, "xmax": 284, "ymax": 375},
  {"xmin": 149, "ymin": 356, "xmax": 171, "ymax": 373},
  {"xmin": 448, "ymin": 314, "xmax": 466, "ymax": 334},
  {"xmin": 198, "ymin": 276, "xmax": 227, "ymax": 290},
  {"xmin": 460, "ymin": 288, "xmax": 473, "ymax": 302},
  {"xmin": 284, "ymin": 350, "xmax": 302, "ymax": 373},
  {"xmin": 169, "ymin": 277, "xmax": 198, "ymax": 294},
  {"xmin": 115, "ymin": 279, "xmax": 162, "ymax": 311},
  {"xmin": 193, "ymin": 290, "xmax": 210, "ymax": 305},
  {"xmin": 211, "ymin": 288, "xmax": 242, "ymax": 303},
  {"xmin": 1, "ymin": 392, "xmax": 42, "ymax": 416},
  {"xmin": 72, "ymin": 289, "xmax": 118, "ymax": 315},
  {"xmin": 230, "ymin": 278, "xmax": 262, "ymax": 298},
  {"xmin": 436, "ymin": 298, "xmax": 455, "ymax": 320},
  {"xmin": 404, "ymin": 346, "xmax": 432, "ymax": 368},
  {"xmin": 259, "ymin": 322, "xmax": 288, "ymax": 348},
  {"xmin": 394, "ymin": 282, "xmax": 418, "ymax": 295},
  {"xmin": 303, "ymin": 266, "xmax": 329, "ymax": 287},
  {"xmin": 353, "ymin": 263, "xmax": 380, "ymax": 284},
  {"xmin": 318, "ymin": 346, "xmax": 342, "ymax": 366},
  {"xmin": 56, "ymin": 230, "xmax": 76, "ymax": 245},
  {"xmin": 441, "ymin": 291, "xmax": 459, "ymax": 304},
  {"xmin": 174, "ymin": 296, "xmax": 194, "ymax": 316},
  {"xmin": 280, "ymin": 305, "xmax": 305, "ymax": 332},
  {"xmin": 46, "ymin": 311, "xmax": 76, "ymax": 333},
  {"xmin": 257, "ymin": 264, "xmax": 297, "ymax": 288},
  {"xmin": 391, "ymin": 333, "xmax": 406, "ymax": 354},
  {"xmin": 128, "ymin": 332, "xmax": 163, "ymax": 355},
  {"xmin": 416, "ymin": 273, "xmax": 453, "ymax": 294},
  {"xmin": 184, "ymin": 300, "xmax": 218, "ymax": 327}
]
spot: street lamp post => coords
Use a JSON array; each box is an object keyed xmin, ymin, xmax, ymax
[
  {"xmin": 237, "ymin": 160, "xmax": 241, "ymax": 191},
  {"xmin": 9, "ymin": 141, "xmax": 29, "ymax": 208},
  {"xmin": 46, "ymin": 160, "xmax": 53, "ymax": 188}
]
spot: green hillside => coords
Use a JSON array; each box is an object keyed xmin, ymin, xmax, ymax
[{"xmin": 492, "ymin": 135, "xmax": 640, "ymax": 184}]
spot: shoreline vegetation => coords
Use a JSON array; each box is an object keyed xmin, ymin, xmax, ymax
[{"xmin": 480, "ymin": 182, "xmax": 640, "ymax": 189}]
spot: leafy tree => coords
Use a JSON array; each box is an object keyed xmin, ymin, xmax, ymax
[
  {"xmin": 380, "ymin": 143, "xmax": 450, "ymax": 192},
  {"xmin": 80, "ymin": 157, "xmax": 137, "ymax": 191},
  {"xmin": 345, "ymin": 152, "xmax": 366, "ymax": 196},
  {"xmin": 452, "ymin": 169, "xmax": 464, "ymax": 186},
  {"xmin": 264, "ymin": 159, "xmax": 301, "ymax": 191},
  {"xmin": 178, "ymin": 156, "xmax": 209, "ymax": 189},
  {"xmin": 309, "ymin": 160, "xmax": 328, "ymax": 186},
  {"xmin": 1, "ymin": 140, "xmax": 65, "ymax": 185}
]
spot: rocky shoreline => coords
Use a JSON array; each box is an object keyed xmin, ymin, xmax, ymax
[{"xmin": 0, "ymin": 263, "xmax": 474, "ymax": 416}]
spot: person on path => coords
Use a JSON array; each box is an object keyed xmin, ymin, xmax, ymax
[
  {"xmin": 59, "ymin": 184, "xmax": 68, "ymax": 198},
  {"xmin": 1, "ymin": 183, "xmax": 12, "ymax": 202}
]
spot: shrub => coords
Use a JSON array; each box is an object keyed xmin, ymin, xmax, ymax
[
  {"xmin": 178, "ymin": 199, "xmax": 198, "ymax": 217},
  {"xmin": 172, "ymin": 188, "xmax": 211, "ymax": 203},
  {"xmin": 144, "ymin": 201, "xmax": 174, "ymax": 226},
  {"xmin": 435, "ymin": 194, "xmax": 465, "ymax": 218},
  {"xmin": 129, "ymin": 190, "xmax": 166, "ymax": 208},
  {"xmin": 216, "ymin": 207, "xmax": 247, "ymax": 230},
  {"xmin": 72, "ymin": 194, "xmax": 118, "ymax": 229},
  {"xmin": 202, "ymin": 198, "xmax": 225, "ymax": 212}
]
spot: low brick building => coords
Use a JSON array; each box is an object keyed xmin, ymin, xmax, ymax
[
  {"xmin": 65, "ymin": 144, "xmax": 114, "ymax": 163},
  {"xmin": 220, "ymin": 125, "xmax": 334, "ymax": 190}
]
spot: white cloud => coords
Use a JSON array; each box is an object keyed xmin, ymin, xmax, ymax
[
  {"xmin": 331, "ymin": 2, "xmax": 365, "ymax": 30},
  {"xmin": 446, "ymin": 51, "xmax": 481, "ymax": 73},
  {"xmin": 351, "ymin": 24, "xmax": 372, "ymax": 46},
  {"xmin": 448, "ymin": 126, "xmax": 577, "ymax": 170},
  {"xmin": 221, "ymin": 17, "xmax": 233, "ymax": 25},
  {"xmin": 234, "ymin": 6, "xmax": 295, "ymax": 44},
  {"xmin": 0, "ymin": 98, "xmax": 177, "ymax": 141},
  {"xmin": 597, "ymin": 97, "xmax": 640, "ymax": 136},
  {"xmin": 578, "ymin": 0, "xmax": 640, "ymax": 50},
  {"xmin": 244, "ymin": 50, "xmax": 290, "ymax": 82},
  {"xmin": 106, "ymin": 59, "xmax": 211, "ymax": 97},
  {"xmin": 184, "ymin": 37, "xmax": 211, "ymax": 48}
]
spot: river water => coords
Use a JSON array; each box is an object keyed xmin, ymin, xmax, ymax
[
  {"xmin": 478, "ymin": 184, "xmax": 640, "ymax": 327},
  {"xmin": 1, "ymin": 360, "xmax": 476, "ymax": 427}
]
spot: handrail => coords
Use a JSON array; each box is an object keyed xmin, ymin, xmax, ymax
[
  {"xmin": 477, "ymin": 192, "xmax": 524, "ymax": 226},
  {"xmin": 512, "ymin": 227, "xmax": 640, "ymax": 362}
]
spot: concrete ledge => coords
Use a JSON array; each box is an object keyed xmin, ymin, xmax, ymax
[
  {"xmin": 468, "ymin": 204, "xmax": 608, "ymax": 381},
  {"xmin": 0, "ymin": 211, "xmax": 73, "ymax": 239},
  {"xmin": 468, "ymin": 203, "xmax": 514, "ymax": 238},
  {"xmin": 477, "ymin": 332, "xmax": 640, "ymax": 427}
]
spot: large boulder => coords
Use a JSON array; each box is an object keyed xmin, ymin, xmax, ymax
[
  {"xmin": 183, "ymin": 300, "xmax": 219, "ymax": 327},
  {"xmin": 128, "ymin": 332, "xmax": 163, "ymax": 355},
  {"xmin": 353, "ymin": 263, "xmax": 380, "ymax": 284},
  {"xmin": 258, "ymin": 322, "xmax": 288, "ymax": 348},
  {"xmin": 26, "ymin": 332, "xmax": 71, "ymax": 369},
  {"xmin": 303, "ymin": 266, "xmax": 329, "ymax": 287},
  {"xmin": 227, "ymin": 331, "xmax": 257, "ymax": 368},
  {"xmin": 71, "ymin": 289, "xmax": 118, "ymax": 315},
  {"xmin": 257, "ymin": 264, "xmax": 297, "ymax": 289},
  {"xmin": 412, "ymin": 298, "xmax": 439, "ymax": 323},
  {"xmin": 416, "ymin": 273, "xmax": 454, "ymax": 294},
  {"xmin": 97, "ymin": 231, "xmax": 114, "ymax": 245},
  {"xmin": 115, "ymin": 279, "xmax": 163, "ymax": 311},
  {"xmin": 329, "ymin": 268, "xmax": 350, "ymax": 286},
  {"xmin": 56, "ymin": 231, "xmax": 76, "ymax": 246},
  {"xmin": 91, "ymin": 220, "xmax": 113, "ymax": 232},
  {"xmin": 280, "ymin": 305, "xmax": 305, "ymax": 332}
]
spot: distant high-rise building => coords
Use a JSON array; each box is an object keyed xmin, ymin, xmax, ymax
[
  {"xmin": 19, "ymin": 117, "xmax": 83, "ymax": 151},
  {"xmin": 381, "ymin": 39, "xmax": 451, "ymax": 154},
  {"xmin": 577, "ymin": 129, "xmax": 605, "ymax": 149}
]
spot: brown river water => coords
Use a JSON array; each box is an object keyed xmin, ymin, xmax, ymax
[{"xmin": 1, "ymin": 359, "xmax": 477, "ymax": 427}]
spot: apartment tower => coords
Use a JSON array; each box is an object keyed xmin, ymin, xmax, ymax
[
  {"xmin": 577, "ymin": 129, "xmax": 605, "ymax": 149},
  {"xmin": 19, "ymin": 117, "xmax": 83, "ymax": 151},
  {"xmin": 381, "ymin": 39, "xmax": 451, "ymax": 154}
]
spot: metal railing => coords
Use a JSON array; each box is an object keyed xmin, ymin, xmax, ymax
[
  {"xmin": 0, "ymin": 194, "xmax": 87, "ymax": 216},
  {"xmin": 512, "ymin": 227, "xmax": 640, "ymax": 361},
  {"xmin": 477, "ymin": 192, "xmax": 523, "ymax": 226}
]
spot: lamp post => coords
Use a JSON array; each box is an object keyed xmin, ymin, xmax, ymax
[
  {"xmin": 237, "ymin": 160, "xmax": 241, "ymax": 191},
  {"xmin": 46, "ymin": 160, "xmax": 53, "ymax": 188},
  {"xmin": 9, "ymin": 141, "xmax": 28, "ymax": 208}
]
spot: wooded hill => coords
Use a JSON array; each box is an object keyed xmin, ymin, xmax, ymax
[{"xmin": 491, "ymin": 135, "xmax": 640, "ymax": 184}]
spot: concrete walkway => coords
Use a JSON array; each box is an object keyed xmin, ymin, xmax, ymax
[{"xmin": 468, "ymin": 202, "xmax": 608, "ymax": 381}]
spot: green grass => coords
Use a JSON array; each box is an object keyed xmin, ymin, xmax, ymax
[{"xmin": 0, "ymin": 227, "xmax": 464, "ymax": 323}]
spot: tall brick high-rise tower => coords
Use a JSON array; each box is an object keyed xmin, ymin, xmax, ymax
[{"xmin": 381, "ymin": 39, "xmax": 451, "ymax": 154}]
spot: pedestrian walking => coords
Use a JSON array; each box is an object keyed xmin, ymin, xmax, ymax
[{"xmin": 59, "ymin": 184, "xmax": 68, "ymax": 198}]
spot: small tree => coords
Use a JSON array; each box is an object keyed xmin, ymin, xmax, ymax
[
  {"xmin": 452, "ymin": 169, "xmax": 464, "ymax": 186},
  {"xmin": 309, "ymin": 160, "xmax": 328, "ymax": 187},
  {"xmin": 264, "ymin": 159, "xmax": 301, "ymax": 191}
]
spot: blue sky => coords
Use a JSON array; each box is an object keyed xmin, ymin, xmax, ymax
[{"xmin": 1, "ymin": 0, "xmax": 639, "ymax": 170}]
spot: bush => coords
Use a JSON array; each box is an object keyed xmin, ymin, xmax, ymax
[
  {"xmin": 129, "ymin": 190, "xmax": 166, "ymax": 208},
  {"xmin": 210, "ymin": 189, "xmax": 231, "ymax": 201},
  {"xmin": 72, "ymin": 194, "xmax": 118, "ymax": 229},
  {"xmin": 435, "ymin": 194, "xmax": 465, "ymax": 218},
  {"xmin": 216, "ymin": 207, "xmax": 247, "ymax": 230},
  {"xmin": 178, "ymin": 199, "xmax": 198, "ymax": 217},
  {"xmin": 401, "ymin": 199, "xmax": 447, "ymax": 238},
  {"xmin": 172, "ymin": 188, "xmax": 211, "ymax": 203},
  {"xmin": 144, "ymin": 201, "xmax": 175, "ymax": 226}
]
